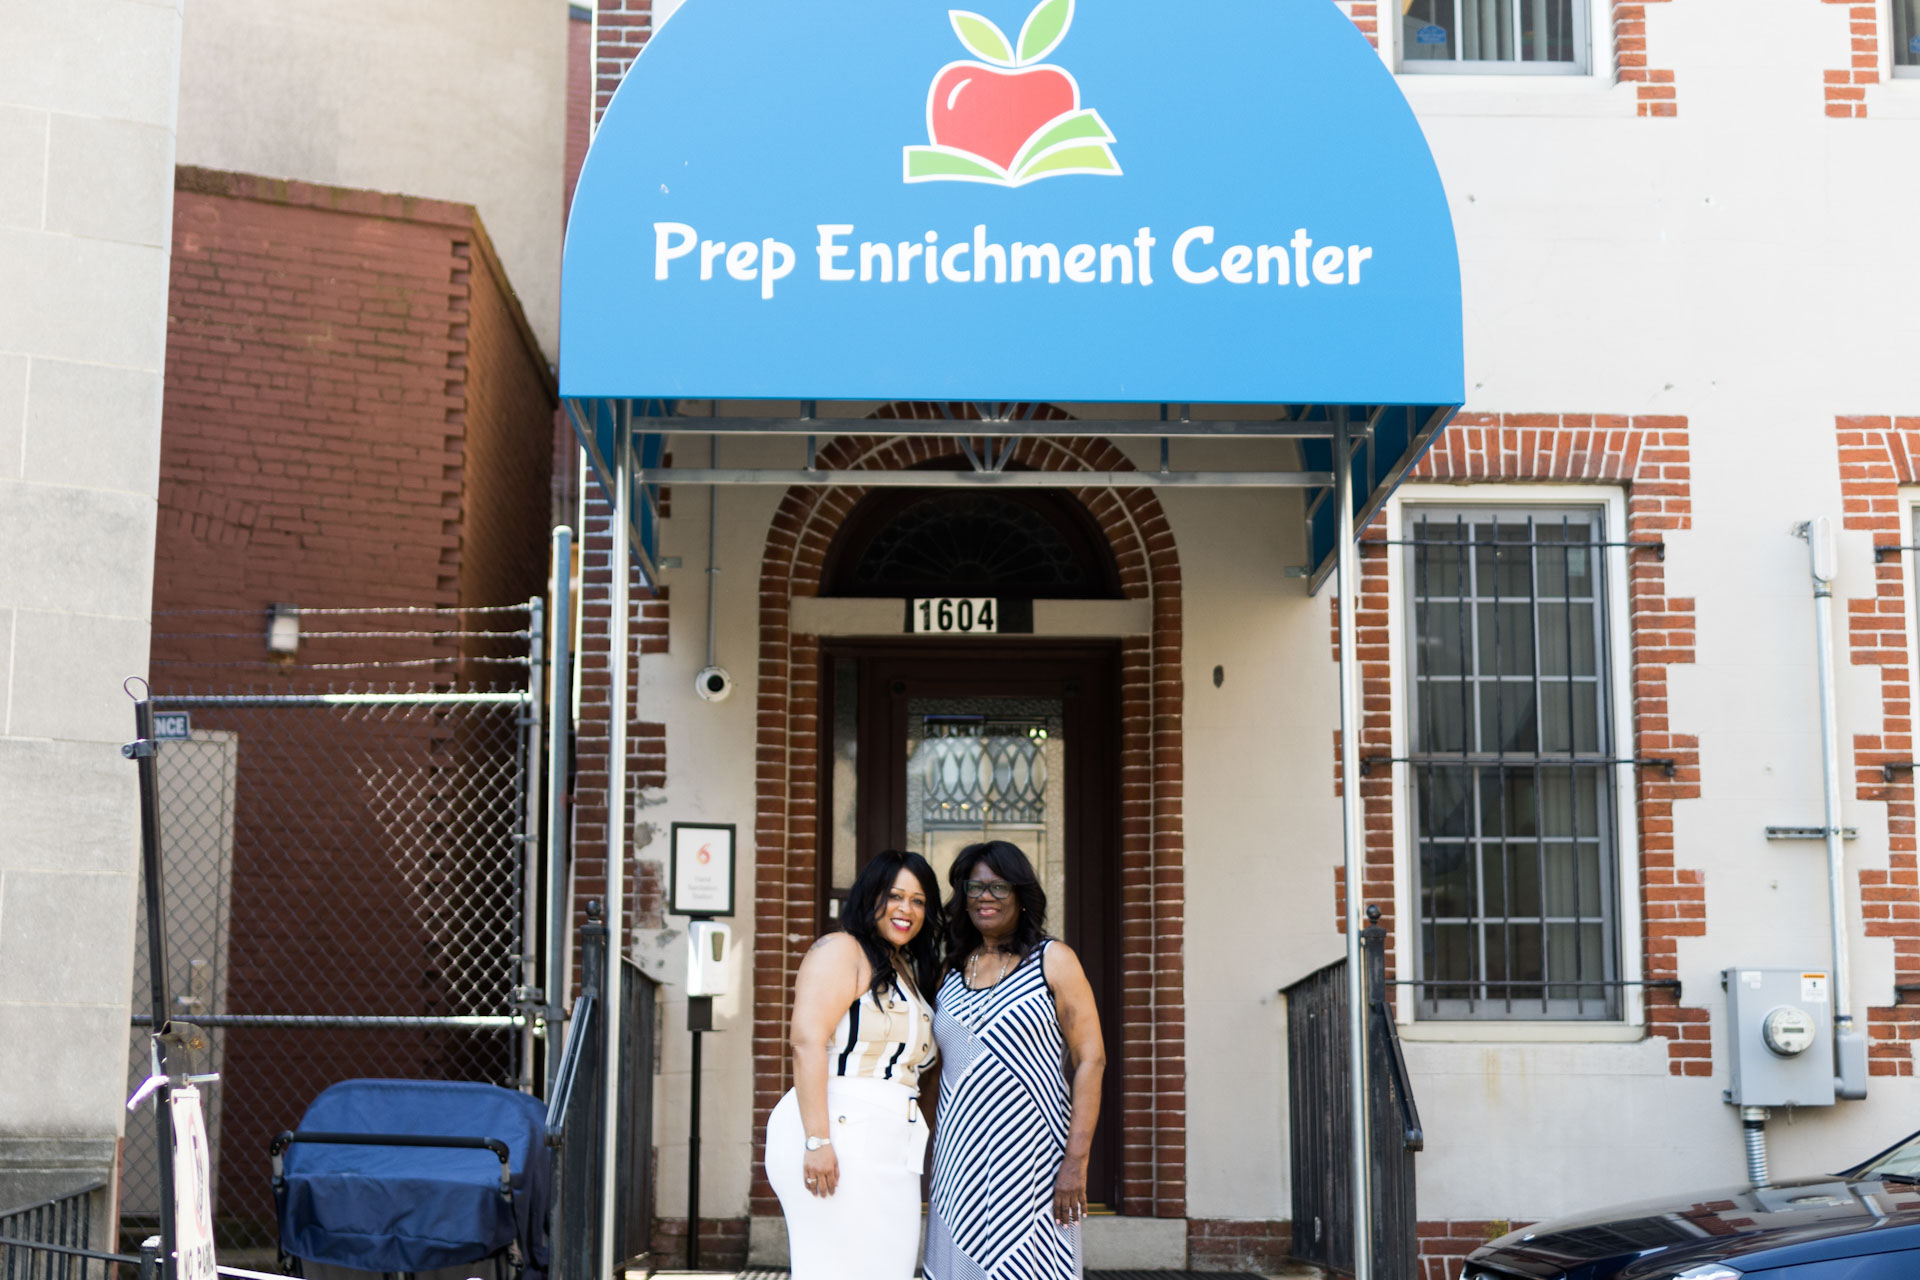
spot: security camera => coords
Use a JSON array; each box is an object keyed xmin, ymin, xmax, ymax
[{"xmin": 694, "ymin": 666, "xmax": 734, "ymax": 703}]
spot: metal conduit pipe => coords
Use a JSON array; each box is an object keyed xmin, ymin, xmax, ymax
[
  {"xmin": 1741, "ymin": 1106, "xmax": 1770, "ymax": 1186},
  {"xmin": 1800, "ymin": 518, "xmax": 1869, "ymax": 1100}
]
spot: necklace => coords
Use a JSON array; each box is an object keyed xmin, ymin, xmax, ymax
[
  {"xmin": 960, "ymin": 946, "xmax": 1016, "ymax": 1053},
  {"xmin": 966, "ymin": 945, "xmax": 1014, "ymax": 992}
]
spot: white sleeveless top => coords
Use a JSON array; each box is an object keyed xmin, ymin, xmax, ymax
[{"xmin": 828, "ymin": 978, "xmax": 935, "ymax": 1085}]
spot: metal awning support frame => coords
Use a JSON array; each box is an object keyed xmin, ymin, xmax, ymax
[
  {"xmin": 1332, "ymin": 407, "xmax": 1373, "ymax": 1280},
  {"xmin": 598, "ymin": 408, "xmax": 634, "ymax": 1279},
  {"xmin": 563, "ymin": 397, "xmax": 1454, "ymax": 593}
]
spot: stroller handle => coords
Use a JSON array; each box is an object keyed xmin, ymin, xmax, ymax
[{"xmin": 270, "ymin": 1130, "xmax": 514, "ymax": 1198}]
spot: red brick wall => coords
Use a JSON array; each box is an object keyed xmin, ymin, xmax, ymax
[
  {"xmin": 1834, "ymin": 415, "xmax": 1920, "ymax": 1074},
  {"xmin": 1419, "ymin": 1219, "xmax": 1526, "ymax": 1280},
  {"xmin": 563, "ymin": 0, "xmax": 673, "ymax": 961},
  {"xmin": 566, "ymin": 7, "xmax": 593, "ymax": 213},
  {"xmin": 746, "ymin": 429, "xmax": 1188, "ymax": 1221},
  {"xmin": 595, "ymin": 0, "xmax": 652, "ymax": 123},
  {"xmin": 1188, "ymin": 1218, "xmax": 1292, "ymax": 1272},
  {"xmin": 157, "ymin": 166, "xmax": 554, "ymax": 669},
  {"xmin": 153, "ymin": 164, "xmax": 557, "ymax": 1227},
  {"xmin": 1823, "ymin": 0, "xmax": 1883, "ymax": 116},
  {"xmin": 462, "ymin": 232, "xmax": 564, "ymax": 656},
  {"xmin": 1616, "ymin": 2, "xmax": 1679, "ymax": 116},
  {"xmin": 1336, "ymin": 414, "xmax": 1709, "ymax": 1083},
  {"xmin": 568, "ymin": 497, "xmax": 668, "ymax": 955},
  {"xmin": 1336, "ymin": 1, "xmax": 1380, "ymax": 47}
]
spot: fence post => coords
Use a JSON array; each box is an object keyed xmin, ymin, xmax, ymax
[
  {"xmin": 521, "ymin": 594, "xmax": 546, "ymax": 1092},
  {"xmin": 546, "ymin": 525, "xmax": 575, "ymax": 1097},
  {"xmin": 125, "ymin": 694, "xmax": 177, "ymax": 1280},
  {"xmin": 581, "ymin": 903, "xmax": 607, "ymax": 1280}
]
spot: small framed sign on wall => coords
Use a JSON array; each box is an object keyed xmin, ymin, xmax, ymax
[{"xmin": 669, "ymin": 822, "xmax": 736, "ymax": 918}]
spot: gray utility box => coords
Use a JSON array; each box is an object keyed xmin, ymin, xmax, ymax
[{"xmin": 1723, "ymin": 967, "xmax": 1835, "ymax": 1108}]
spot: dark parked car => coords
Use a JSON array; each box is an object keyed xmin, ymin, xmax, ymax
[{"xmin": 1461, "ymin": 1129, "xmax": 1920, "ymax": 1279}]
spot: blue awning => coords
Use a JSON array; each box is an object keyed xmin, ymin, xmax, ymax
[{"xmin": 559, "ymin": 0, "xmax": 1463, "ymax": 583}]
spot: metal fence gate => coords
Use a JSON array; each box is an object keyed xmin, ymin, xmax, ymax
[{"xmin": 122, "ymin": 667, "xmax": 542, "ymax": 1252}]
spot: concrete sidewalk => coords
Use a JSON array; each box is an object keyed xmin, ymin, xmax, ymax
[{"xmin": 651, "ymin": 1270, "xmax": 1328, "ymax": 1279}]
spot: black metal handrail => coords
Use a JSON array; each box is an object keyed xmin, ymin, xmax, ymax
[
  {"xmin": 545, "ymin": 990, "xmax": 597, "ymax": 1146},
  {"xmin": 548, "ymin": 905, "xmax": 608, "ymax": 1280},
  {"xmin": 1369, "ymin": 995, "xmax": 1424, "ymax": 1151}
]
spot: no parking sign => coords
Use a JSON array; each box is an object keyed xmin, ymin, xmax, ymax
[{"xmin": 171, "ymin": 1087, "xmax": 217, "ymax": 1280}]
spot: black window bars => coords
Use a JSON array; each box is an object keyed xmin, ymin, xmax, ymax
[{"xmin": 1397, "ymin": 510, "xmax": 1639, "ymax": 1020}]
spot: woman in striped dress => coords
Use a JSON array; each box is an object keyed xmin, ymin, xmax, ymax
[
  {"xmin": 765, "ymin": 850, "xmax": 943, "ymax": 1280},
  {"xmin": 926, "ymin": 840, "xmax": 1106, "ymax": 1280}
]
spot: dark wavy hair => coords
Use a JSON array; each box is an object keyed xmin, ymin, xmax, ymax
[
  {"xmin": 944, "ymin": 840, "xmax": 1049, "ymax": 973},
  {"xmin": 839, "ymin": 850, "xmax": 944, "ymax": 1005}
]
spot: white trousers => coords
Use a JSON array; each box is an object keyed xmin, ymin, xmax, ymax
[{"xmin": 766, "ymin": 1078, "xmax": 927, "ymax": 1280}]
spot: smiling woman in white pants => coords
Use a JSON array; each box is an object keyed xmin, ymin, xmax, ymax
[{"xmin": 765, "ymin": 850, "xmax": 943, "ymax": 1280}]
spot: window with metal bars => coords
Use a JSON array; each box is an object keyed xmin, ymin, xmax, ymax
[
  {"xmin": 1897, "ymin": 0, "xmax": 1920, "ymax": 76},
  {"xmin": 1403, "ymin": 506, "xmax": 1623, "ymax": 1019},
  {"xmin": 1398, "ymin": 0, "xmax": 1591, "ymax": 74}
]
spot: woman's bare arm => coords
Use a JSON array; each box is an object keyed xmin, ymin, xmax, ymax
[
  {"xmin": 1043, "ymin": 941, "xmax": 1106, "ymax": 1226},
  {"xmin": 789, "ymin": 932, "xmax": 866, "ymax": 1196}
]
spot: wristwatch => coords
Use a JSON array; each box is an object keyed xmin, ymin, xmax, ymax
[{"xmin": 805, "ymin": 1135, "xmax": 832, "ymax": 1151}]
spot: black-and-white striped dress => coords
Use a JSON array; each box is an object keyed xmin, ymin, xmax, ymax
[{"xmin": 925, "ymin": 941, "xmax": 1081, "ymax": 1280}]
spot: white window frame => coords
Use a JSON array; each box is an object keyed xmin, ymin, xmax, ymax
[
  {"xmin": 1902, "ymin": 493, "xmax": 1920, "ymax": 713},
  {"xmin": 1384, "ymin": 483, "xmax": 1646, "ymax": 1040},
  {"xmin": 1892, "ymin": 0, "xmax": 1920, "ymax": 79},
  {"xmin": 1393, "ymin": 0, "xmax": 1594, "ymax": 76}
]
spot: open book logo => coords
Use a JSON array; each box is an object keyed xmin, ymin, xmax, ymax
[{"xmin": 903, "ymin": 0, "xmax": 1121, "ymax": 187}]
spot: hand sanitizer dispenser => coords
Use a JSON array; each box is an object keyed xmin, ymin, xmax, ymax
[{"xmin": 687, "ymin": 921, "xmax": 732, "ymax": 998}]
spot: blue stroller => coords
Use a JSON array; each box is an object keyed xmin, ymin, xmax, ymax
[{"xmin": 271, "ymin": 1080, "xmax": 551, "ymax": 1280}]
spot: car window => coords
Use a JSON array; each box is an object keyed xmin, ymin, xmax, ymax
[{"xmin": 1856, "ymin": 1134, "xmax": 1920, "ymax": 1180}]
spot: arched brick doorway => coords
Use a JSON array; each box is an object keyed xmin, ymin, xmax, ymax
[{"xmin": 749, "ymin": 420, "xmax": 1188, "ymax": 1222}]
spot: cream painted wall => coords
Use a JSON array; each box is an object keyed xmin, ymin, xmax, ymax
[
  {"xmin": 174, "ymin": 0, "xmax": 568, "ymax": 356},
  {"xmin": 0, "ymin": 0, "xmax": 181, "ymax": 1207},
  {"xmin": 633, "ymin": 438, "xmax": 787, "ymax": 1222}
]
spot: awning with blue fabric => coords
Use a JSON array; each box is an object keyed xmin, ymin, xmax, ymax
[{"xmin": 558, "ymin": 7, "xmax": 1463, "ymax": 1275}]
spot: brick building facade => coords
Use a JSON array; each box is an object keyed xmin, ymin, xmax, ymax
[
  {"xmin": 148, "ymin": 165, "xmax": 557, "ymax": 1230},
  {"xmin": 554, "ymin": 1, "xmax": 1920, "ymax": 1274}
]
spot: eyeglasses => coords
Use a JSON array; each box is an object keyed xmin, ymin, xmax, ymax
[{"xmin": 963, "ymin": 881, "xmax": 1014, "ymax": 901}]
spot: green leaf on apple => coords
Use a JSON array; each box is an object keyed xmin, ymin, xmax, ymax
[
  {"xmin": 948, "ymin": 10, "xmax": 1016, "ymax": 66},
  {"xmin": 1010, "ymin": 108, "xmax": 1113, "ymax": 175},
  {"xmin": 1016, "ymin": 0, "xmax": 1074, "ymax": 67},
  {"xmin": 1015, "ymin": 142, "xmax": 1120, "ymax": 181},
  {"xmin": 904, "ymin": 146, "xmax": 1009, "ymax": 183}
]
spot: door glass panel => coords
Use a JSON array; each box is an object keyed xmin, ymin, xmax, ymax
[
  {"xmin": 905, "ymin": 697, "xmax": 1067, "ymax": 929},
  {"xmin": 828, "ymin": 658, "xmax": 860, "ymax": 899}
]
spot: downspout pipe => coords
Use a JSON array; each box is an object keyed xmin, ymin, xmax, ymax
[{"xmin": 1801, "ymin": 517, "xmax": 1868, "ymax": 1100}]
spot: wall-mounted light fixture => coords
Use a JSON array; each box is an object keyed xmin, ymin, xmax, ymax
[{"xmin": 267, "ymin": 603, "xmax": 301, "ymax": 656}]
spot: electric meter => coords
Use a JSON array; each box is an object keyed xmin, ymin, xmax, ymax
[{"xmin": 1762, "ymin": 1006, "xmax": 1816, "ymax": 1057}]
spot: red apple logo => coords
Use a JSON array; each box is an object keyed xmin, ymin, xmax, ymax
[{"xmin": 904, "ymin": 0, "xmax": 1120, "ymax": 187}]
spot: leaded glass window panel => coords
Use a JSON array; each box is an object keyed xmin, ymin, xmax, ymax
[
  {"xmin": 1405, "ymin": 506, "xmax": 1622, "ymax": 1020},
  {"xmin": 905, "ymin": 697, "xmax": 1067, "ymax": 925}
]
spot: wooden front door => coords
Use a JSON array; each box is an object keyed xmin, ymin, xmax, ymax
[{"xmin": 819, "ymin": 640, "xmax": 1123, "ymax": 1209}]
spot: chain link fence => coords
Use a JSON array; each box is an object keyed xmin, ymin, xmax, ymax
[{"xmin": 124, "ymin": 673, "xmax": 540, "ymax": 1255}]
